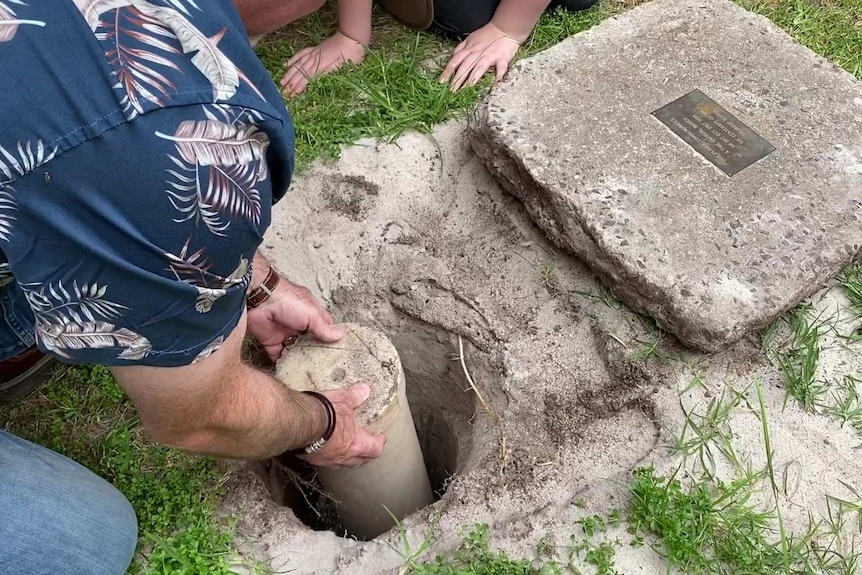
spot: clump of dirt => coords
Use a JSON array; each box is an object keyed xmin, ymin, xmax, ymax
[{"xmin": 321, "ymin": 174, "xmax": 380, "ymax": 221}]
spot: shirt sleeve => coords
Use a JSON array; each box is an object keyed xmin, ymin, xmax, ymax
[{"xmin": 3, "ymin": 103, "xmax": 293, "ymax": 367}]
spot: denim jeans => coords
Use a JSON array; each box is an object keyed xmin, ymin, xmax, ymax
[
  {"xmin": 0, "ymin": 282, "xmax": 37, "ymax": 363},
  {"xmin": 0, "ymin": 430, "xmax": 138, "ymax": 574}
]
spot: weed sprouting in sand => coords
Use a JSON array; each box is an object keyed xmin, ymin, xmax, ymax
[
  {"xmin": 539, "ymin": 261, "xmax": 557, "ymax": 288},
  {"xmin": 840, "ymin": 262, "xmax": 862, "ymax": 317},
  {"xmin": 775, "ymin": 304, "xmax": 828, "ymax": 411},
  {"xmin": 403, "ymin": 510, "xmax": 628, "ymax": 574},
  {"xmin": 629, "ymin": 466, "xmax": 787, "ymax": 574},
  {"xmin": 666, "ymin": 382, "xmax": 747, "ymax": 476},
  {"xmin": 406, "ymin": 524, "xmax": 545, "ymax": 574},
  {"xmin": 829, "ymin": 375, "xmax": 862, "ymax": 432}
]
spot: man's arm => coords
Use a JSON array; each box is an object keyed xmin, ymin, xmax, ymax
[
  {"xmin": 110, "ymin": 308, "xmax": 385, "ymax": 466},
  {"xmin": 233, "ymin": 0, "xmax": 325, "ymax": 37}
]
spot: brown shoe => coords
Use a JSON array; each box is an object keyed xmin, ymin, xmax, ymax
[{"xmin": 0, "ymin": 346, "xmax": 57, "ymax": 405}]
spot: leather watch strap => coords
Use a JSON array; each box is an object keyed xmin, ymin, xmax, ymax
[{"xmin": 246, "ymin": 267, "xmax": 280, "ymax": 308}]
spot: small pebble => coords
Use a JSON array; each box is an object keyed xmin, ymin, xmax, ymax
[{"xmin": 313, "ymin": 240, "xmax": 323, "ymax": 249}]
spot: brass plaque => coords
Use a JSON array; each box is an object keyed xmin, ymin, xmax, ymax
[{"xmin": 652, "ymin": 90, "xmax": 775, "ymax": 176}]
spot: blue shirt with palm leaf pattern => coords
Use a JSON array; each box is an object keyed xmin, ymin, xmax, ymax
[{"xmin": 0, "ymin": 0, "xmax": 295, "ymax": 366}]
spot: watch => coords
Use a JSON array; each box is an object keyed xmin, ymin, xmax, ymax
[{"xmin": 246, "ymin": 266, "xmax": 280, "ymax": 308}]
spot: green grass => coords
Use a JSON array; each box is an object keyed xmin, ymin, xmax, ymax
[
  {"xmin": 829, "ymin": 375, "xmax": 862, "ymax": 433},
  {"xmin": 666, "ymin": 383, "xmax": 747, "ymax": 476},
  {"xmin": 775, "ymin": 305, "xmax": 827, "ymax": 411},
  {"xmin": 629, "ymin": 467, "xmax": 802, "ymax": 574},
  {"xmin": 738, "ymin": 0, "xmax": 862, "ymax": 79},
  {"xmin": 255, "ymin": 1, "xmax": 635, "ymax": 172},
  {"xmin": 254, "ymin": 5, "xmax": 486, "ymax": 171},
  {"xmin": 404, "ymin": 520, "xmax": 628, "ymax": 575},
  {"xmin": 755, "ymin": 378, "xmax": 791, "ymax": 574},
  {"xmin": 631, "ymin": 467, "xmax": 732, "ymax": 572},
  {"xmin": 406, "ymin": 524, "xmax": 546, "ymax": 574},
  {"xmin": 840, "ymin": 261, "xmax": 862, "ymax": 317},
  {"xmin": 0, "ymin": 367, "xmax": 247, "ymax": 575},
  {"xmin": 767, "ymin": 297, "xmax": 862, "ymax": 432}
]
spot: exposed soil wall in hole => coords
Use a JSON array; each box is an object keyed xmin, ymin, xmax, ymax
[{"xmin": 254, "ymin": 318, "xmax": 503, "ymax": 536}]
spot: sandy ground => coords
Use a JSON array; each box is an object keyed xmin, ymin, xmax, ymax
[{"xmin": 219, "ymin": 122, "xmax": 862, "ymax": 574}]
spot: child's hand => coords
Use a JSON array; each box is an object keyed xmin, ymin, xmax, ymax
[
  {"xmin": 439, "ymin": 22, "xmax": 522, "ymax": 91},
  {"xmin": 281, "ymin": 31, "xmax": 366, "ymax": 96}
]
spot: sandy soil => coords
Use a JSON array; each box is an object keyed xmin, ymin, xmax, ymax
[{"xmin": 219, "ymin": 122, "xmax": 862, "ymax": 574}]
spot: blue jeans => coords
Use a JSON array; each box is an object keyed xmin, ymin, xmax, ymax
[
  {"xmin": 0, "ymin": 282, "xmax": 37, "ymax": 362},
  {"xmin": 0, "ymin": 430, "xmax": 138, "ymax": 574}
]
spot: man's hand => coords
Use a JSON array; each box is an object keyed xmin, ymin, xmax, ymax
[
  {"xmin": 301, "ymin": 383, "xmax": 387, "ymax": 468},
  {"xmin": 439, "ymin": 22, "xmax": 522, "ymax": 91},
  {"xmin": 111, "ymin": 312, "xmax": 384, "ymax": 465},
  {"xmin": 281, "ymin": 31, "xmax": 366, "ymax": 96},
  {"xmin": 246, "ymin": 275, "xmax": 345, "ymax": 361}
]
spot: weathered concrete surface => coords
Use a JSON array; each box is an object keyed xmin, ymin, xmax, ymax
[{"xmin": 470, "ymin": 0, "xmax": 862, "ymax": 351}]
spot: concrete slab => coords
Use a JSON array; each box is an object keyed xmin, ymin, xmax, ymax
[{"xmin": 469, "ymin": 0, "xmax": 862, "ymax": 351}]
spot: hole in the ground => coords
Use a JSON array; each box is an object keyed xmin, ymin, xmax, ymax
[
  {"xmin": 258, "ymin": 410, "xmax": 458, "ymax": 537},
  {"xmin": 255, "ymin": 322, "xmax": 494, "ymax": 540}
]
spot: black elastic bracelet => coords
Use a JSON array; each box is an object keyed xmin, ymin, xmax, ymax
[{"xmin": 290, "ymin": 391, "xmax": 337, "ymax": 455}]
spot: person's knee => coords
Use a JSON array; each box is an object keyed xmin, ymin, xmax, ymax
[
  {"xmin": 236, "ymin": 0, "xmax": 326, "ymax": 37},
  {"xmin": 54, "ymin": 476, "xmax": 138, "ymax": 575},
  {"xmin": 0, "ymin": 433, "xmax": 138, "ymax": 575},
  {"xmin": 97, "ymin": 486, "xmax": 139, "ymax": 573},
  {"xmin": 432, "ymin": 0, "xmax": 498, "ymax": 40},
  {"xmin": 295, "ymin": 0, "xmax": 326, "ymax": 19},
  {"xmin": 551, "ymin": 0, "xmax": 600, "ymax": 13},
  {"xmin": 46, "ymin": 475, "xmax": 138, "ymax": 575}
]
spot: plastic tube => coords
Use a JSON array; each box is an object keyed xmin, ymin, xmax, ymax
[{"xmin": 275, "ymin": 324, "xmax": 434, "ymax": 540}]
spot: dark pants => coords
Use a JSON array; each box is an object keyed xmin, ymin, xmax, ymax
[{"xmin": 432, "ymin": 0, "xmax": 599, "ymax": 40}]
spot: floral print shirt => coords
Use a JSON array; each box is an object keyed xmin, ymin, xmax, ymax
[{"xmin": 0, "ymin": 0, "xmax": 295, "ymax": 366}]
